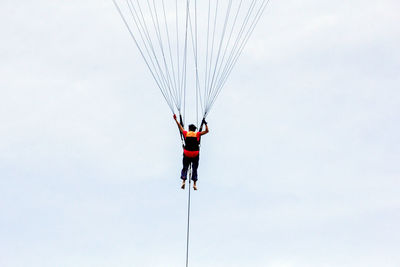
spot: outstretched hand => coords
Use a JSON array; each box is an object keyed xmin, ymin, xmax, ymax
[{"xmin": 202, "ymin": 118, "xmax": 207, "ymax": 125}]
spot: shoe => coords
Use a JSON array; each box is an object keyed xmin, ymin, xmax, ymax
[{"xmin": 181, "ymin": 181, "xmax": 186, "ymax": 189}]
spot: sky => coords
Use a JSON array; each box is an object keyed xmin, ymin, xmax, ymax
[{"xmin": 1, "ymin": 0, "xmax": 399, "ymax": 267}]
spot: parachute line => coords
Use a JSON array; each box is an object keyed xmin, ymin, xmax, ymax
[
  {"xmin": 113, "ymin": 0, "xmax": 270, "ymax": 124},
  {"xmin": 112, "ymin": 0, "xmax": 175, "ymax": 112},
  {"xmin": 209, "ymin": 0, "xmax": 270, "ymax": 114},
  {"xmin": 113, "ymin": 0, "xmax": 270, "ymax": 121}
]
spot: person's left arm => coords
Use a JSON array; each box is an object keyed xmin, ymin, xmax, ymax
[
  {"xmin": 173, "ymin": 114, "xmax": 185, "ymax": 133},
  {"xmin": 199, "ymin": 122, "xmax": 209, "ymax": 136}
]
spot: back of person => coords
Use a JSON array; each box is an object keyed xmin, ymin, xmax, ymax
[{"xmin": 183, "ymin": 131, "xmax": 200, "ymax": 158}]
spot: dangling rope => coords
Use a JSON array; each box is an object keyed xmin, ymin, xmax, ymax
[{"xmin": 185, "ymin": 164, "xmax": 193, "ymax": 267}]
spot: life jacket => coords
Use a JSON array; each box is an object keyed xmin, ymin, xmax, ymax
[{"xmin": 183, "ymin": 131, "xmax": 201, "ymax": 157}]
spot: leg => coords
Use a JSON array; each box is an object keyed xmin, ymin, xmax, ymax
[
  {"xmin": 181, "ymin": 156, "xmax": 190, "ymax": 180},
  {"xmin": 191, "ymin": 156, "xmax": 199, "ymax": 181},
  {"xmin": 191, "ymin": 156, "xmax": 199, "ymax": 190}
]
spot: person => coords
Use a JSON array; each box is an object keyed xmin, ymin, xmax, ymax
[{"xmin": 173, "ymin": 114, "xmax": 209, "ymax": 190}]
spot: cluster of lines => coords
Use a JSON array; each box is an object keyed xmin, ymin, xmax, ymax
[{"xmin": 112, "ymin": 0, "xmax": 270, "ymax": 126}]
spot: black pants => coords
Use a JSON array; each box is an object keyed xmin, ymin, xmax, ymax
[{"xmin": 181, "ymin": 155, "xmax": 199, "ymax": 181}]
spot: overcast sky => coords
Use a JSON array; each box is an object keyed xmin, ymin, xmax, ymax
[{"xmin": 1, "ymin": 1, "xmax": 399, "ymax": 267}]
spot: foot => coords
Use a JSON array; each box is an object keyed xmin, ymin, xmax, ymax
[
  {"xmin": 193, "ymin": 182, "xmax": 197, "ymax": 190},
  {"xmin": 181, "ymin": 180, "xmax": 186, "ymax": 189}
]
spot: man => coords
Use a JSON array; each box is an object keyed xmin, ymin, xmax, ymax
[{"xmin": 173, "ymin": 114, "xmax": 209, "ymax": 190}]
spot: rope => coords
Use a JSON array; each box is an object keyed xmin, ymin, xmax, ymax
[
  {"xmin": 185, "ymin": 164, "xmax": 193, "ymax": 267},
  {"xmin": 127, "ymin": 0, "xmax": 174, "ymax": 107},
  {"xmin": 112, "ymin": 0, "xmax": 175, "ymax": 113},
  {"xmin": 204, "ymin": 0, "xmax": 270, "ymax": 116},
  {"xmin": 182, "ymin": 0, "xmax": 191, "ymax": 126},
  {"xmin": 205, "ymin": 0, "xmax": 270, "ymax": 115},
  {"xmin": 186, "ymin": 2, "xmax": 203, "ymax": 127},
  {"xmin": 113, "ymin": 0, "xmax": 269, "ymax": 122}
]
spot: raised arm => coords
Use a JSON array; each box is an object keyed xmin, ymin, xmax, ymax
[
  {"xmin": 200, "ymin": 121, "xmax": 209, "ymax": 136},
  {"xmin": 173, "ymin": 114, "xmax": 184, "ymax": 133}
]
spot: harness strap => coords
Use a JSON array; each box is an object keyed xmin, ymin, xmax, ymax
[
  {"xmin": 179, "ymin": 114, "xmax": 186, "ymax": 148},
  {"xmin": 198, "ymin": 117, "xmax": 205, "ymax": 147}
]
